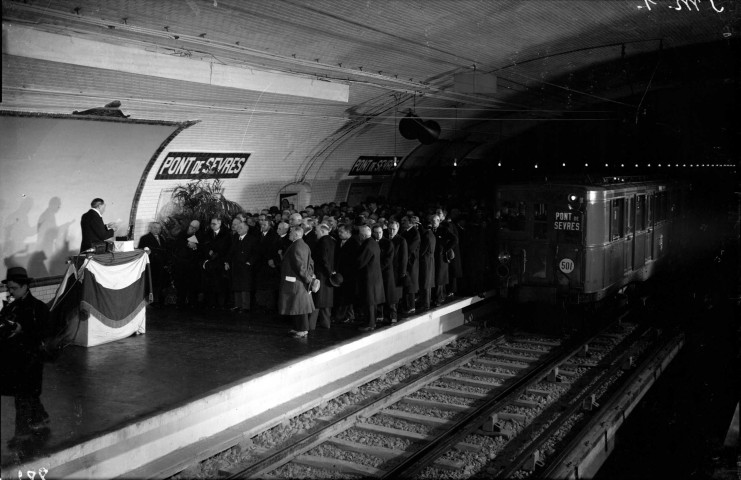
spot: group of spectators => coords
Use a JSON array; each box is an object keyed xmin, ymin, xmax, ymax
[{"xmin": 139, "ymin": 198, "xmax": 498, "ymax": 337}]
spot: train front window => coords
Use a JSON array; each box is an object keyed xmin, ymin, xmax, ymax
[
  {"xmin": 533, "ymin": 203, "xmax": 547, "ymax": 239},
  {"xmin": 500, "ymin": 200, "xmax": 526, "ymax": 231}
]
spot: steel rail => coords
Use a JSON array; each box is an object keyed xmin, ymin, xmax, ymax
[
  {"xmin": 380, "ymin": 319, "xmax": 629, "ymax": 479},
  {"xmin": 495, "ymin": 324, "xmax": 654, "ymax": 477},
  {"xmin": 537, "ymin": 329, "xmax": 684, "ymax": 479},
  {"xmin": 226, "ymin": 333, "xmax": 507, "ymax": 479}
]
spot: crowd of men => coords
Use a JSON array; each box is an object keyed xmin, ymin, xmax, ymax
[{"xmin": 139, "ymin": 199, "xmax": 498, "ymax": 337}]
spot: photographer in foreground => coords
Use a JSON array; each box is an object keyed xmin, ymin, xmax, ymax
[{"xmin": 1, "ymin": 267, "xmax": 50, "ymax": 450}]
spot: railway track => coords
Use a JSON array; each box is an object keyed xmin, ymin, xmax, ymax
[{"xmin": 218, "ymin": 315, "xmax": 657, "ymax": 479}]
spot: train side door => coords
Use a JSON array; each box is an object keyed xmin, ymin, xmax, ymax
[
  {"xmin": 634, "ymin": 194, "xmax": 647, "ymax": 269},
  {"xmin": 646, "ymin": 194, "xmax": 654, "ymax": 261},
  {"xmin": 623, "ymin": 195, "xmax": 635, "ymax": 272}
]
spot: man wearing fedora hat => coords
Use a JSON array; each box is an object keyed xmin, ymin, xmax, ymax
[{"xmin": 1, "ymin": 267, "xmax": 51, "ymax": 449}]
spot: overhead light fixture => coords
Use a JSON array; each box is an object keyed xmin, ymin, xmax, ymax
[{"xmin": 399, "ymin": 112, "xmax": 440, "ymax": 145}]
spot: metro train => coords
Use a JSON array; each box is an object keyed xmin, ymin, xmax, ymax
[{"xmin": 494, "ymin": 176, "xmax": 692, "ymax": 305}]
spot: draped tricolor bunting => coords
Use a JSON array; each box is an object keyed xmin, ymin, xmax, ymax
[
  {"xmin": 81, "ymin": 254, "xmax": 149, "ymax": 328},
  {"xmin": 52, "ymin": 250, "xmax": 150, "ymax": 347}
]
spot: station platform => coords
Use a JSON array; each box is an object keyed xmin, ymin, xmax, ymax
[{"xmin": 1, "ymin": 295, "xmax": 492, "ymax": 478}]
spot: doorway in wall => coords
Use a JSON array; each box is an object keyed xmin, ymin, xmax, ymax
[{"xmin": 279, "ymin": 193, "xmax": 299, "ymax": 211}]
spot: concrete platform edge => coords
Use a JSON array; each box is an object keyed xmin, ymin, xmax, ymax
[{"xmin": 5, "ymin": 295, "xmax": 489, "ymax": 479}]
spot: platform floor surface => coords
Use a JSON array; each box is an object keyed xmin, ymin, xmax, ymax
[{"xmin": 0, "ymin": 305, "xmax": 367, "ymax": 467}]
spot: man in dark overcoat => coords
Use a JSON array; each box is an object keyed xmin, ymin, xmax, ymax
[
  {"xmin": 308, "ymin": 223, "xmax": 335, "ymax": 329},
  {"xmin": 333, "ymin": 223, "xmax": 359, "ymax": 323},
  {"xmin": 372, "ymin": 224, "xmax": 395, "ymax": 323},
  {"xmin": 254, "ymin": 218, "xmax": 281, "ymax": 313},
  {"xmin": 201, "ymin": 216, "xmax": 232, "ymax": 309},
  {"xmin": 278, "ymin": 226, "xmax": 315, "ymax": 337},
  {"xmin": 226, "ymin": 221, "xmax": 259, "ymax": 315},
  {"xmin": 79, "ymin": 197, "xmax": 115, "ymax": 253},
  {"xmin": 417, "ymin": 217, "xmax": 437, "ymax": 311},
  {"xmin": 438, "ymin": 208, "xmax": 462, "ymax": 297},
  {"xmin": 171, "ymin": 219, "xmax": 203, "ymax": 309},
  {"xmin": 276, "ymin": 221, "xmax": 292, "ymax": 259},
  {"xmin": 430, "ymin": 214, "xmax": 454, "ymax": 306},
  {"xmin": 138, "ymin": 221, "xmax": 168, "ymax": 306},
  {"xmin": 400, "ymin": 216, "xmax": 420, "ymax": 314},
  {"xmin": 355, "ymin": 225, "xmax": 385, "ymax": 331},
  {"xmin": 1, "ymin": 267, "xmax": 50, "ymax": 449},
  {"xmin": 387, "ymin": 220, "xmax": 408, "ymax": 322}
]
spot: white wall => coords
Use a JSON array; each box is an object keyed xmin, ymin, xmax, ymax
[{"xmin": 0, "ymin": 114, "xmax": 180, "ymax": 282}]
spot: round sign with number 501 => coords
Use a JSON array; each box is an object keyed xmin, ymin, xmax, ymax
[{"xmin": 559, "ymin": 258, "xmax": 574, "ymax": 274}]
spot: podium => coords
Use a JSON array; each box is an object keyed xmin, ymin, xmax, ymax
[{"xmin": 52, "ymin": 250, "xmax": 151, "ymax": 347}]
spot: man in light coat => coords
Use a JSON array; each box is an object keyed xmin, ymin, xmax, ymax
[{"xmin": 278, "ymin": 226, "xmax": 315, "ymax": 338}]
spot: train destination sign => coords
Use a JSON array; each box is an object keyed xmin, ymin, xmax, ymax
[
  {"xmin": 554, "ymin": 211, "xmax": 581, "ymax": 231},
  {"xmin": 349, "ymin": 156, "xmax": 398, "ymax": 176},
  {"xmin": 155, "ymin": 152, "xmax": 250, "ymax": 179}
]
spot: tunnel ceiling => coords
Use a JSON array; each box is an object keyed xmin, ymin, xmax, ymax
[{"xmin": 3, "ymin": 0, "xmax": 740, "ymax": 169}]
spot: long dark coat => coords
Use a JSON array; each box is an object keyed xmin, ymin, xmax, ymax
[
  {"xmin": 278, "ymin": 238, "xmax": 315, "ymax": 315},
  {"xmin": 171, "ymin": 230, "xmax": 202, "ymax": 290},
  {"xmin": 137, "ymin": 232, "xmax": 168, "ymax": 268},
  {"xmin": 432, "ymin": 226, "xmax": 454, "ymax": 286},
  {"xmin": 201, "ymin": 227, "xmax": 233, "ymax": 290},
  {"xmin": 355, "ymin": 237, "xmax": 385, "ymax": 306},
  {"xmin": 229, "ymin": 233, "xmax": 259, "ymax": 291},
  {"xmin": 255, "ymin": 229, "xmax": 281, "ymax": 291},
  {"xmin": 377, "ymin": 237, "xmax": 396, "ymax": 304},
  {"xmin": 277, "ymin": 234, "xmax": 292, "ymax": 259},
  {"xmin": 0, "ymin": 292, "xmax": 47, "ymax": 396},
  {"xmin": 202, "ymin": 228, "xmax": 232, "ymax": 261},
  {"xmin": 335, "ymin": 236, "xmax": 360, "ymax": 305},
  {"xmin": 401, "ymin": 227, "xmax": 420, "ymax": 293},
  {"xmin": 389, "ymin": 234, "xmax": 408, "ymax": 303},
  {"xmin": 310, "ymin": 235, "xmax": 336, "ymax": 308},
  {"xmin": 418, "ymin": 227, "xmax": 436, "ymax": 290},
  {"xmin": 443, "ymin": 220, "xmax": 463, "ymax": 279}
]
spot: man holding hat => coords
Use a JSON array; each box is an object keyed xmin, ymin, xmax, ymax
[{"xmin": 1, "ymin": 267, "xmax": 51, "ymax": 449}]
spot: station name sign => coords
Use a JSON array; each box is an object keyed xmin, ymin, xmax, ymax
[
  {"xmin": 554, "ymin": 211, "xmax": 581, "ymax": 231},
  {"xmin": 349, "ymin": 156, "xmax": 398, "ymax": 176},
  {"xmin": 155, "ymin": 152, "xmax": 250, "ymax": 179}
]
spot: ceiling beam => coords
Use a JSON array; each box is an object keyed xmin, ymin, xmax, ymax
[{"xmin": 2, "ymin": 23, "xmax": 349, "ymax": 103}]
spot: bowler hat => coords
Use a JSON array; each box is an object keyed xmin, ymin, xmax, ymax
[
  {"xmin": 2, "ymin": 267, "xmax": 33, "ymax": 284},
  {"xmin": 329, "ymin": 272, "xmax": 344, "ymax": 287}
]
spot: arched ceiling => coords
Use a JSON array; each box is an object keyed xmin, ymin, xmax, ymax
[{"xmin": 2, "ymin": 0, "xmax": 739, "ymax": 176}]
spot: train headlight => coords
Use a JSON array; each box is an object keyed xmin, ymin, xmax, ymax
[
  {"xmin": 567, "ymin": 193, "xmax": 583, "ymax": 211},
  {"xmin": 498, "ymin": 251, "xmax": 511, "ymax": 264}
]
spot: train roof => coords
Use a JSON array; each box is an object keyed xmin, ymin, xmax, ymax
[{"xmin": 498, "ymin": 175, "xmax": 687, "ymax": 192}]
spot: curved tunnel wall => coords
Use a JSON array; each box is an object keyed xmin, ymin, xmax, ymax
[
  {"xmin": 0, "ymin": 54, "xmax": 425, "ymax": 266},
  {"xmin": 0, "ymin": 113, "xmax": 182, "ymax": 282}
]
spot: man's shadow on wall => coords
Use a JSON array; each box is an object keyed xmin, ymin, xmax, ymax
[{"xmin": 3, "ymin": 196, "xmax": 76, "ymax": 278}]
